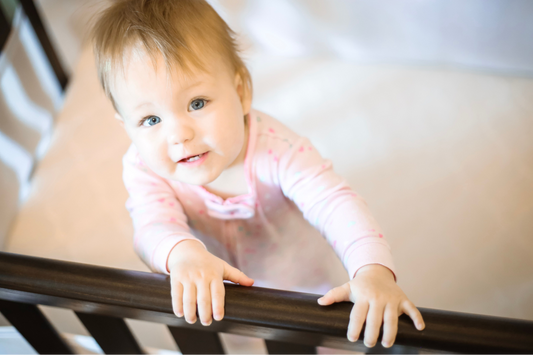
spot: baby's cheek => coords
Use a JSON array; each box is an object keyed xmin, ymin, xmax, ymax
[
  {"xmin": 217, "ymin": 120, "xmax": 245, "ymax": 152},
  {"xmin": 141, "ymin": 145, "xmax": 171, "ymax": 175}
]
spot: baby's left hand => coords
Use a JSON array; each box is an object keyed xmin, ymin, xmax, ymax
[{"xmin": 318, "ymin": 264, "xmax": 425, "ymax": 348}]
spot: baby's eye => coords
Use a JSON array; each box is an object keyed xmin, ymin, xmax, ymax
[
  {"xmin": 189, "ymin": 99, "xmax": 206, "ymax": 111},
  {"xmin": 142, "ymin": 116, "xmax": 161, "ymax": 127}
]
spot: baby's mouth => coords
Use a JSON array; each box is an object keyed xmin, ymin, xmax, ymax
[{"xmin": 178, "ymin": 152, "xmax": 207, "ymax": 163}]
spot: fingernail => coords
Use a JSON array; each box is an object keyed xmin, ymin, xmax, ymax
[
  {"xmin": 365, "ymin": 342, "xmax": 375, "ymax": 348},
  {"xmin": 187, "ymin": 319, "xmax": 196, "ymax": 324},
  {"xmin": 202, "ymin": 320, "xmax": 212, "ymax": 326},
  {"xmin": 382, "ymin": 341, "xmax": 390, "ymax": 348},
  {"xmin": 214, "ymin": 314, "xmax": 223, "ymax": 321}
]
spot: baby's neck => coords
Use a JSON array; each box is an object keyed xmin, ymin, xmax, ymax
[{"xmin": 203, "ymin": 116, "xmax": 249, "ymax": 199}]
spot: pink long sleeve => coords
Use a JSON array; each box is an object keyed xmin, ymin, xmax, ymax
[
  {"xmin": 277, "ymin": 136, "xmax": 396, "ymax": 280},
  {"xmin": 122, "ymin": 145, "xmax": 206, "ymax": 274}
]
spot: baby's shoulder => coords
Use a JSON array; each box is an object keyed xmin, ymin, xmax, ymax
[
  {"xmin": 122, "ymin": 144, "xmax": 162, "ymax": 178},
  {"xmin": 123, "ymin": 143, "xmax": 140, "ymax": 166},
  {"xmin": 122, "ymin": 143, "xmax": 147, "ymax": 168},
  {"xmin": 251, "ymin": 109, "xmax": 302, "ymax": 147}
]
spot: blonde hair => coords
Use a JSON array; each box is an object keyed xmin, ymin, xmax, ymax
[{"xmin": 90, "ymin": 0, "xmax": 252, "ymax": 109}]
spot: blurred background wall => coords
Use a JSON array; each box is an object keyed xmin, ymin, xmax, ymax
[
  {"xmin": 219, "ymin": 0, "xmax": 533, "ymax": 75},
  {"xmin": 0, "ymin": 0, "xmax": 532, "ymax": 353}
]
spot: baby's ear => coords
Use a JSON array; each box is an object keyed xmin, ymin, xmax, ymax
[
  {"xmin": 114, "ymin": 113, "xmax": 125, "ymax": 127},
  {"xmin": 234, "ymin": 72, "xmax": 252, "ymax": 115}
]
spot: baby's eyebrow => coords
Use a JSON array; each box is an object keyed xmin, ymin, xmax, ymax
[
  {"xmin": 134, "ymin": 102, "xmax": 153, "ymax": 110},
  {"xmin": 127, "ymin": 78, "xmax": 207, "ymax": 113},
  {"xmin": 180, "ymin": 80, "xmax": 203, "ymax": 92}
]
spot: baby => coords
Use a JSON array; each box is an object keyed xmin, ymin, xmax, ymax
[{"xmin": 91, "ymin": 0, "xmax": 425, "ymax": 349}]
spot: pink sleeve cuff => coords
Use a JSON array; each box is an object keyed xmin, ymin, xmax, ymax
[
  {"xmin": 151, "ymin": 235, "xmax": 206, "ymax": 274},
  {"xmin": 344, "ymin": 242, "xmax": 397, "ymax": 281}
]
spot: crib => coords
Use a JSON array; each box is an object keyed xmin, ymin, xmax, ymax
[
  {"xmin": 2, "ymin": 1, "xmax": 533, "ymax": 354},
  {"xmin": 1, "ymin": 251, "xmax": 532, "ymax": 354}
]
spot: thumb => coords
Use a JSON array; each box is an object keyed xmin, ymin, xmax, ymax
[
  {"xmin": 223, "ymin": 263, "xmax": 254, "ymax": 286},
  {"xmin": 317, "ymin": 283, "xmax": 350, "ymax": 306}
]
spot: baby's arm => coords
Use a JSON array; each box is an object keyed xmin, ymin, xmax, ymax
[
  {"xmin": 278, "ymin": 137, "xmax": 424, "ymax": 348},
  {"xmin": 122, "ymin": 147, "xmax": 202, "ymax": 273},
  {"xmin": 278, "ymin": 137, "xmax": 394, "ymax": 279},
  {"xmin": 123, "ymin": 147, "xmax": 253, "ymax": 325}
]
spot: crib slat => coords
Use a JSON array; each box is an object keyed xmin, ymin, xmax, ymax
[
  {"xmin": 265, "ymin": 339, "xmax": 317, "ymax": 354},
  {"xmin": 19, "ymin": 0, "xmax": 69, "ymax": 90},
  {"xmin": 168, "ymin": 326, "xmax": 225, "ymax": 354},
  {"xmin": 0, "ymin": 299, "xmax": 73, "ymax": 354},
  {"xmin": 76, "ymin": 312, "xmax": 144, "ymax": 354},
  {"xmin": 0, "ymin": 2, "xmax": 11, "ymax": 53}
]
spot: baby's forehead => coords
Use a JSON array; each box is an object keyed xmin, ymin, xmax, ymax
[
  {"xmin": 118, "ymin": 47, "xmax": 230, "ymax": 86},
  {"xmin": 109, "ymin": 49, "xmax": 233, "ymax": 107},
  {"xmin": 111, "ymin": 54, "xmax": 194, "ymax": 89}
]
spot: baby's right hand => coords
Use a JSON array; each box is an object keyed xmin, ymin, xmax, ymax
[{"xmin": 167, "ymin": 240, "xmax": 254, "ymax": 326}]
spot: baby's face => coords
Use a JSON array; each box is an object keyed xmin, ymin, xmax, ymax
[{"xmin": 113, "ymin": 52, "xmax": 250, "ymax": 185}]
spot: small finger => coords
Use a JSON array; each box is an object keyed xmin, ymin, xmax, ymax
[
  {"xmin": 402, "ymin": 300, "xmax": 425, "ymax": 331},
  {"xmin": 363, "ymin": 303, "xmax": 384, "ymax": 348},
  {"xmin": 381, "ymin": 304, "xmax": 398, "ymax": 348},
  {"xmin": 183, "ymin": 284, "xmax": 197, "ymax": 324},
  {"xmin": 223, "ymin": 263, "xmax": 254, "ymax": 286},
  {"xmin": 211, "ymin": 280, "xmax": 225, "ymax": 321},
  {"xmin": 318, "ymin": 284, "xmax": 351, "ymax": 306},
  {"xmin": 347, "ymin": 301, "xmax": 369, "ymax": 342},
  {"xmin": 171, "ymin": 282, "xmax": 184, "ymax": 317},
  {"xmin": 197, "ymin": 282, "xmax": 212, "ymax": 326}
]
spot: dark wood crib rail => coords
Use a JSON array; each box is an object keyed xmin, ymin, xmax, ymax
[
  {"xmin": 0, "ymin": 251, "xmax": 532, "ymax": 354},
  {"xmin": 19, "ymin": 0, "xmax": 69, "ymax": 90},
  {"xmin": 0, "ymin": 0, "xmax": 69, "ymax": 88}
]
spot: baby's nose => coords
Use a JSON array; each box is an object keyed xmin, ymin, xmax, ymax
[{"xmin": 167, "ymin": 122, "xmax": 195, "ymax": 145}]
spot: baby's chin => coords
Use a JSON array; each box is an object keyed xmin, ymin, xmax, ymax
[{"xmin": 162, "ymin": 167, "xmax": 221, "ymax": 186}]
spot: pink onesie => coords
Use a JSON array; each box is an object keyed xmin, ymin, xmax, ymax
[{"xmin": 123, "ymin": 109, "xmax": 395, "ymax": 294}]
